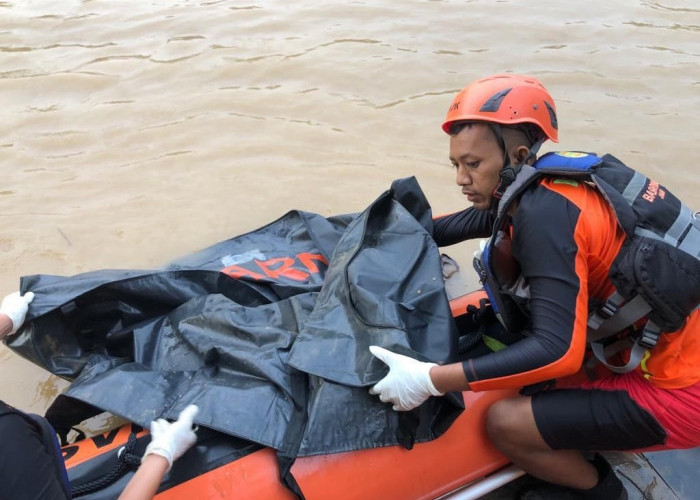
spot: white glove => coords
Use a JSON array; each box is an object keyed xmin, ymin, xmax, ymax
[
  {"xmin": 0, "ymin": 291, "xmax": 35, "ymax": 335},
  {"xmin": 144, "ymin": 405, "xmax": 199, "ymax": 471},
  {"xmin": 368, "ymin": 346, "xmax": 444, "ymax": 411}
]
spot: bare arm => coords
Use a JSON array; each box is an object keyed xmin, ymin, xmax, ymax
[
  {"xmin": 0, "ymin": 314, "xmax": 12, "ymax": 340},
  {"xmin": 117, "ymin": 454, "xmax": 169, "ymax": 500},
  {"xmin": 430, "ymin": 363, "xmax": 471, "ymax": 394},
  {"xmin": 118, "ymin": 405, "xmax": 199, "ymax": 500}
]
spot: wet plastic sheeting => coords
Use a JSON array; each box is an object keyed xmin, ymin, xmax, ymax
[
  {"xmin": 287, "ymin": 190, "xmax": 458, "ymax": 386},
  {"xmin": 51, "ymin": 293, "xmax": 316, "ymax": 451},
  {"xmin": 298, "ymin": 376, "xmax": 462, "ymax": 456},
  {"xmin": 9, "ymin": 177, "xmax": 463, "ymax": 461}
]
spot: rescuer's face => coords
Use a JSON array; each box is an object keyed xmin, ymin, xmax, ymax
[{"xmin": 449, "ymin": 123, "xmax": 504, "ymax": 211}]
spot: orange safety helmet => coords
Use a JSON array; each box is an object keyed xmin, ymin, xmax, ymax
[{"xmin": 442, "ymin": 74, "xmax": 559, "ymax": 143}]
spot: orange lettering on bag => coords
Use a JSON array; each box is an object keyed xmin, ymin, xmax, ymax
[
  {"xmin": 221, "ymin": 265, "xmax": 265, "ymax": 280},
  {"xmin": 298, "ymin": 252, "xmax": 328, "ymax": 273},
  {"xmin": 257, "ymin": 257, "xmax": 309, "ymax": 281}
]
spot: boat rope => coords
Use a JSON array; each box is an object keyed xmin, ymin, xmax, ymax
[
  {"xmin": 70, "ymin": 432, "xmax": 141, "ymax": 497},
  {"xmin": 457, "ymin": 301, "xmax": 488, "ymax": 354}
]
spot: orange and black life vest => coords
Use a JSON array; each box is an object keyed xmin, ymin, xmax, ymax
[{"xmin": 474, "ymin": 151, "xmax": 700, "ymax": 372}]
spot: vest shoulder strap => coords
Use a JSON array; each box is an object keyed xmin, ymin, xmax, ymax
[{"xmin": 496, "ymin": 151, "xmax": 602, "ymax": 223}]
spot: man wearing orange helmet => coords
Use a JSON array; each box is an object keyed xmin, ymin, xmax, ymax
[{"xmin": 368, "ymin": 74, "xmax": 700, "ymax": 499}]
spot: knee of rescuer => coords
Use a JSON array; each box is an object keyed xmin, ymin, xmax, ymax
[{"xmin": 485, "ymin": 397, "xmax": 529, "ymax": 445}]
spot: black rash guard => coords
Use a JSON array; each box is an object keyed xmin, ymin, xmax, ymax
[
  {"xmin": 433, "ymin": 179, "xmax": 618, "ymax": 391},
  {"xmin": 432, "ymin": 207, "xmax": 494, "ymax": 245}
]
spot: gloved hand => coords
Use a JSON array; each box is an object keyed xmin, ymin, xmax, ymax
[
  {"xmin": 0, "ymin": 291, "xmax": 35, "ymax": 335},
  {"xmin": 368, "ymin": 346, "xmax": 444, "ymax": 411},
  {"xmin": 144, "ymin": 405, "xmax": 199, "ymax": 471}
]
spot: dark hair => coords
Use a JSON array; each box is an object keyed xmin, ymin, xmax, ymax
[
  {"xmin": 448, "ymin": 120, "xmax": 544, "ymax": 148},
  {"xmin": 447, "ymin": 121, "xmax": 473, "ymax": 136},
  {"xmin": 516, "ymin": 123, "xmax": 546, "ymax": 147}
]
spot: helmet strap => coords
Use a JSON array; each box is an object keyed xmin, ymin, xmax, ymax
[
  {"xmin": 491, "ymin": 133, "xmax": 544, "ymax": 200},
  {"xmin": 526, "ymin": 138, "xmax": 544, "ymax": 161},
  {"xmin": 490, "ymin": 124, "xmax": 513, "ymax": 200}
]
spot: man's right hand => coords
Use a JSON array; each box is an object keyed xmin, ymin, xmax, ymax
[
  {"xmin": 368, "ymin": 346, "xmax": 444, "ymax": 411},
  {"xmin": 143, "ymin": 405, "xmax": 199, "ymax": 471}
]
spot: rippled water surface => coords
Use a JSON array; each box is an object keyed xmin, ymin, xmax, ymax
[{"xmin": 1, "ymin": 0, "xmax": 698, "ymax": 415}]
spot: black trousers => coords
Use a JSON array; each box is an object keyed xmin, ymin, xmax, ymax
[{"xmin": 531, "ymin": 388, "xmax": 667, "ymax": 451}]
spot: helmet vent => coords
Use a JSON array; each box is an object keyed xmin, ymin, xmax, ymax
[
  {"xmin": 545, "ymin": 101, "xmax": 558, "ymax": 130},
  {"xmin": 480, "ymin": 88, "xmax": 512, "ymax": 112}
]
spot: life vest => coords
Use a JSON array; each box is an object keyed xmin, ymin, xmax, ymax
[{"xmin": 473, "ymin": 151, "xmax": 700, "ymax": 372}]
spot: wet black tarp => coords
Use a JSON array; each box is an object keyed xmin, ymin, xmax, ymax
[{"xmin": 7, "ymin": 177, "xmax": 464, "ymax": 495}]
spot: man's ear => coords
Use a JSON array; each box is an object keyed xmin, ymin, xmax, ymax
[{"xmin": 512, "ymin": 145, "xmax": 531, "ymax": 165}]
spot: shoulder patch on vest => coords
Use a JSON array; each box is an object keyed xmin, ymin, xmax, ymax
[
  {"xmin": 553, "ymin": 179, "xmax": 579, "ymax": 187},
  {"xmin": 536, "ymin": 151, "xmax": 601, "ymax": 172}
]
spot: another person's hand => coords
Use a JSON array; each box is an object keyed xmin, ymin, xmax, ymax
[
  {"xmin": 0, "ymin": 291, "xmax": 35, "ymax": 336},
  {"xmin": 143, "ymin": 405, "xmax": 199, "ymax": 471},
  {"xmin": 368, "ymin": 346, "xmax": 444, "ymax": 411}
]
